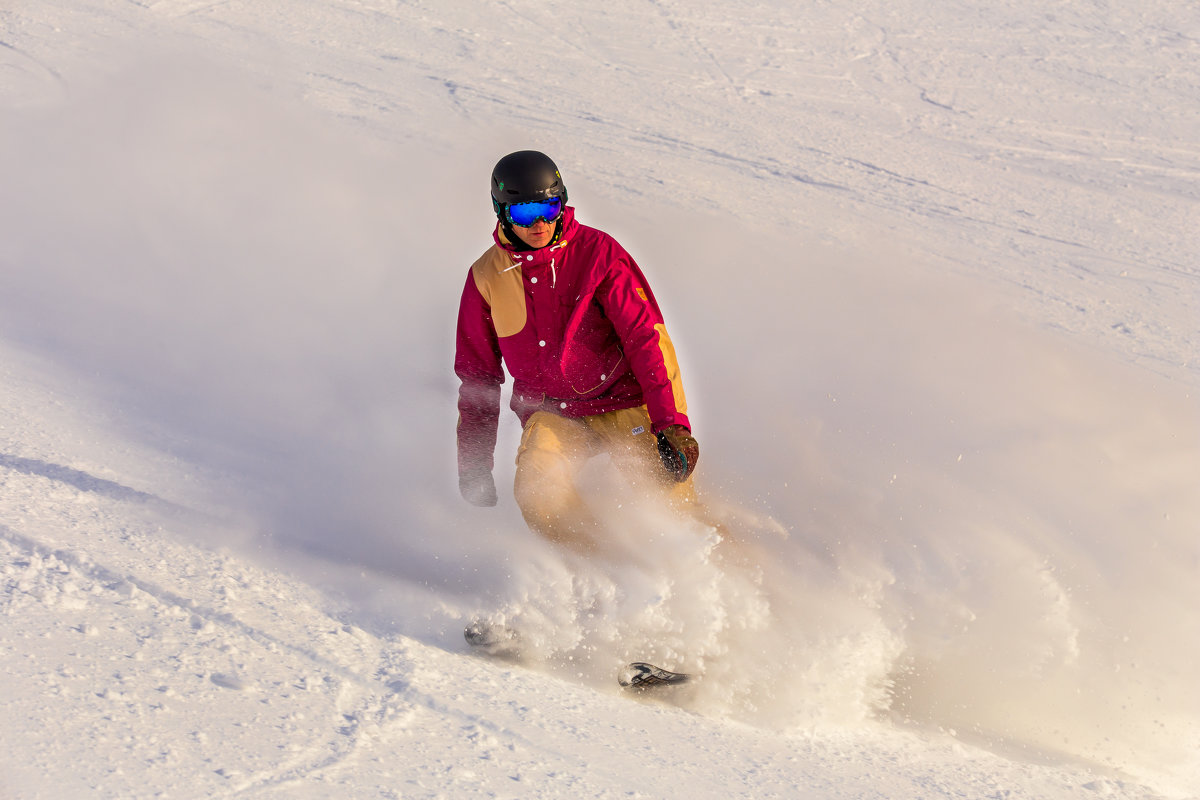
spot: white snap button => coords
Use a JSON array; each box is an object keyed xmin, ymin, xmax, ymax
[
  {"xmin": 539, "ymin": 340, "xmax": 546, "ymax": 347},
  {"xmin": 560, "ymin": 402, "xmax": 568, "ymax": 409},
  {"xmin": 530, "ymin": 276, "xmax": 537, "ymax": 283},
  {"xmin": 600, "ymin": 374, "xmax": 606, "ymax": 381},
  {"xmin": 526, "ymin": 255, "xmax": 534, "ymax": 261}
]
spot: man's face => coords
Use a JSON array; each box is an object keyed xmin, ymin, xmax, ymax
[{"xmin": 511, "ymin": 218, "xmax": 556, "ymax": 249}]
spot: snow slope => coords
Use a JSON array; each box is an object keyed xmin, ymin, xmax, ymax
[{"xmin": 2, "ymin": 1, "xmax": 1198, "ymax": 798}]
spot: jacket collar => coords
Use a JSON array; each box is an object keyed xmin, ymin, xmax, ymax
[{"xmin": 494, "ymin": 206, "xmax": 577, "ymax": 267}]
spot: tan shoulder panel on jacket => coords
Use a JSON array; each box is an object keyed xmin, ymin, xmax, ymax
[{"xmin": 471, "ymin": 246, "xmax": 527, "ymax": 338}]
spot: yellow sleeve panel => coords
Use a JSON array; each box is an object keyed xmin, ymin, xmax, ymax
[
  {"xmin": 654, "ymin": 323, "xmax": 688, "ymax": 418},
  {"xmin": 471, "ymin": 246, "xmax": 526, "ymax": 337}
]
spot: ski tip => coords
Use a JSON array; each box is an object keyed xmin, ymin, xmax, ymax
[
  {"xmin": 464, "ymin": 620, "xmax": 522, "ymax": 659},
  {"xmin": 463, "ymin": 621, "xmax": 498, "ymax": 647},
  {"xmin": 618, "ymin": 661, "xmax": 692, "ymax": 689}
]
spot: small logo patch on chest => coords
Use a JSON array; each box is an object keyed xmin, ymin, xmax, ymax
[{"xmin": 631, "ymin": 425, "xmax": 646, "ymax": 436}]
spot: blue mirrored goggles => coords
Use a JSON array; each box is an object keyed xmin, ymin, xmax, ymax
[{"xmin": 504, "ymin": 197, "xmax": 563, "ymax": 228}]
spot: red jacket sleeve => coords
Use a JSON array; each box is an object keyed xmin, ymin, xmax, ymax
[
  {"xmin": 597, "ymin": 253, "xmax": 691, "ymax": 433},
  {"xmin": 454, "ymin": 273, "xmax": 504, "ymax": 476}
]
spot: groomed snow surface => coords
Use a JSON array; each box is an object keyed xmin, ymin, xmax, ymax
[{"xmin": 1, "ymin": 1, "xmax": 1198, "ymax": 798}]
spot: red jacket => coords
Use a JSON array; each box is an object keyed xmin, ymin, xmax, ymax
[{"xmin": 455, "ymin": 207, "xmax": 690, "ymax": 475}]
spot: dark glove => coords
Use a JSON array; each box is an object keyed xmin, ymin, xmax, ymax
[
  {"xmin": 656, "ymin": 424, "xmax": 699, "ymax": 482},
  {"xmin": 459, "ymin": 469, "xmax": 498, "ymax": 507}
]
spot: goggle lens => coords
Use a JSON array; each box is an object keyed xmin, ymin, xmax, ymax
[{"xmin": 506, "ymin": 198, "xmax": 563, "ymax": 228}]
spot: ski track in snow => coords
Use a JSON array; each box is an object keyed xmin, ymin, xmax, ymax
[{"xmin": 1, "ymin": 0, "xmax": 1199, "ymax": 798}]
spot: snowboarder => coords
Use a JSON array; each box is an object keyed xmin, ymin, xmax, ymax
[{"xmin": 454, "ymin": 150, "xmax": 700, "ymax": 554}]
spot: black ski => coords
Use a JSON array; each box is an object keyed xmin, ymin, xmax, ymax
[
  {"xmin": 618, "ymin": 662, "xmax": 692, "ymax": 689},
  {"xmin": 467, "ymin": 624, "xmax": 691, "ymax": 690}
]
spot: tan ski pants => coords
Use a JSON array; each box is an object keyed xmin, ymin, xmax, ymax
[{"xmin": 513, "ymin": 406, "xmax": 697, "ymax": 553}]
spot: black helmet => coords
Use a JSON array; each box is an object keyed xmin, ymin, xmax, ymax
[{"xmin": 490, "ymin": 150, "xmax": 568, "ymax": 209}]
